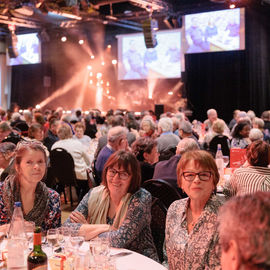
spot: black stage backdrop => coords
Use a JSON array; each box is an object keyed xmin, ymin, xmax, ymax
[{"xmin": 11, "ymin": 6, "xmax": 270, "ymax": 123}]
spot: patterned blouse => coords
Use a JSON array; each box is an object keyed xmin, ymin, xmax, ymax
[
  {"xmin": 165, "ymin": 195, "xmax": 223, "ymax": 270},
  {"xmin": 231, "ymin": 137, "xmax": 249, "ymax": 149},
  {"xmin": 223, "ymin": 166, "xmax": 270, "ymax": 197},
  {"xmin": 65, "ymin": 187, "xmax": 159, "ymax": 261},
  {"xmin": 0, "ymin": 182, "xmax": 61, "ymax": 231}
]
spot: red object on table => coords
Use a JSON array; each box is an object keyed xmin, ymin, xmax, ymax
[{"xmin": 230, "ymin": 148, "xmax": 247, "ymax": 168}]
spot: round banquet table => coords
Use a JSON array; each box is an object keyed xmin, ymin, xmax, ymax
[{"xmin": 80, "ymin": 242, "xmax": 167, "ymax": 270}]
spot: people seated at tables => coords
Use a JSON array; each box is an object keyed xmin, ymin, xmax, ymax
[
  {"xmin": 179, "ymin": 120, "xmax": 199, "ymax": 144},
  {"xmin": 249, "ymin": 128, "xmax": 263, "ymax": 142},
  {"xmin": 52, "ymin": 123, "xmax": 91, "ymax": 201},
  {"xmin": 0, "ymin": 142, "xmax": 16, "ymax": 182},
  {"xmin": 139, "ymin": 115, "xmax": 157, "ymax": 139},
  {"xmin": 228, "ymin": 109, "xmax": 240, "ymax": 131},
  {"xmin": 165, "ymin": 150, "xmax": 223, "ymax": 269},
  {"xmin": 28, "ymin": 123, "xmax": 44, "ymax": 142},
  {"xmin": 231, "ymin": 120, "xmax": 251, "ymax": 149},
  {"xmin": 261, "ymin": 110, "xmax": 270, "ymax": 132},
  {"xmin": 65, "ymin": 150, "xmax": 159, "ymax": 261},
  {"xmin": 252, "ymin": 117, "xmax": 270, "ymax": 143},
  {"xmin": 43, "ymin": 117, "xmax": 60, "ymax": 152},
  {"xmin": 0, "ymin": 121, "xmax": 22, "ymax": 145},
  {"xmin": 153, "ymin": 138, "xmax": 199, "ymax": 193},
  {"xmin": 207, "ymin": 119, "xmax": 231, "ymax": 157},
  {"xmin": 73, "ymin": 122, "xmax": 91, "ymax": 150},
  {"xmin": 224, "ymin": 140, "xmax": 270, "ymax": 197},
  {"xmin": 0, "ymin": 140, "xmax": 61, "ymax": 232},
  {"xmin": 156, "ymin": 117, "xmax": 180, "ymax": 154},
  {"xmin": 131, "ymin": 137, "xmax": 159, "ymax": 184},
  {"xmin": 218, "ymin": 192, "xmax": 270, "ymax": 270},
  {"xmin": 95, "ymin": 126, "xmax": 129, "ymax": 184},
  {"xmin": 204, "ymin": 108, "xmax": 230, "ymax": 137}
]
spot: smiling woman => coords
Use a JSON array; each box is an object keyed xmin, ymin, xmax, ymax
[
  {"xmin": 0, "ymin": 140, "xmax": 61, "ymax": 232},
  {"xmin": 165, "ymin": 150, "xmax": 223, "ymax": 270},
  {"xmin": 64, "ymin": 150, "xmax": 159, "ymax": 261}
]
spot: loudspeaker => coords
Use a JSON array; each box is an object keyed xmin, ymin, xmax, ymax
[
  {"xmin": 155, "ymin": 104, "xmax": 164, "ymax": 120},
  {"xmin": 142, "ymin": 18, "xmax": 158, "ymax": 48},
  {"xmin": 6, "ymin": 32, "xmax": 18, "ymax": 58}
]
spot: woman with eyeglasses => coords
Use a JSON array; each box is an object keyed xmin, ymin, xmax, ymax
[
  {"xmin": 65, "ymin": 150, "xmax": 159, "ymax": 261},
  {"xmin": 165, "ymin": 150, "xmax": 223, "ymax": 270},
  {"xmin": 0, "ymin": 140, "xmax": 61, "ymax": 232}
]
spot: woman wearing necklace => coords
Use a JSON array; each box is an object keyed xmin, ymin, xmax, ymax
[{"xmin": 165, "ymin": 150, "xmax": 223, "ymax": 270}]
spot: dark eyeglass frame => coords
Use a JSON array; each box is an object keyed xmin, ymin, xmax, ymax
[
  {"xmin": 182, "ymin": 171, "xmax": 212, "ymax": 182},
  {"xmin": 107, "ymin": 168, "xmax": 130, "ymax": 180}
]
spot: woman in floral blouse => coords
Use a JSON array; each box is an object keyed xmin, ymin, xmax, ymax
[
  {"xmin": 65, "ymin": 150, "xmax": 158, "ymax": 261},
  {"xmin": 0, "ymin": 140, "xmax": 61, "ymax": 232},
  {"xmin": 165, "ymin": 150, "xmax": 223, "ymax": 270}
]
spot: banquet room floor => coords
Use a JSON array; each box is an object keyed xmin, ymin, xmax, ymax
[{"xmin": 60, "ymin": 197, "xmax": 78, "ymax": 223}]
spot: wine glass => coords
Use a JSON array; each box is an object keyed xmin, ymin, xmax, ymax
[
  {"xmin": 223, "ymin": 156, "xmax": 229, "ymax": 168},
  {"xmin": 58, "ymin": 226, "xmax": 70, "ymax": 251},
  {"xmin": 47, "ymin": 229, "xmax": 59, "ymax": 255}
]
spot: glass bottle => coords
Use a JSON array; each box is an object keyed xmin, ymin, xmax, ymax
[{"xmin": 27, "ymin": 226, "xmax": 48, "ymax": 270}]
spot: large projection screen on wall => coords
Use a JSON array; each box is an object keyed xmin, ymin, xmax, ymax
[
  {"xmin": 117, "ymin": 29, "xmax": 182, "ymax": 80},
  {"xmin": 183, "ymin": 8, "xmax": 245, "ymax": 54}
]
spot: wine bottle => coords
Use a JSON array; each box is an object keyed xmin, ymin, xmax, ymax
[{"xmin": 27, "ymin": 226, "xmax": 48, "ymax": 270}]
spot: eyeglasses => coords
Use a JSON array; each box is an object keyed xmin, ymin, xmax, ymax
[
  {"xmin": 107, "ymin": 168, "xmax": 130, "ymax": 180},
  {"xmin": 182, "ymin": 171, "xmax": 212, "ymax": 182}
]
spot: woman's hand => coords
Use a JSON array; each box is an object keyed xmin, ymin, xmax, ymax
[
  {"xmin": 70, "ymin": 211, "xmax": 88, "ymax": 224},
  {"xmin": 0, "ymin": 224, "xmax": 9, "ymax": 235}
]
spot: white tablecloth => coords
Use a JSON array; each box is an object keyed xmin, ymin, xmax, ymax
[{"xmin": 81, "ymin": 242, "xmax": 167, "ymax": 270}]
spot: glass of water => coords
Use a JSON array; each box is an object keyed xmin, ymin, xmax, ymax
[{"xmin": 47, "ymin": 228, "xmax": 59, "ymax": 255}]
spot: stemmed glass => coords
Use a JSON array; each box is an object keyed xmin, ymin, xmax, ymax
[
  {"xmin": 58, "ymin": 226, "xmax": 70, "ymax": 252},
  {"xmin": 70, "ymin": 235, "xmax": 84, "ymax": 252},
  {"xmin": 47, "ymin": 228, "xmax": 59, "ymax": 255}
]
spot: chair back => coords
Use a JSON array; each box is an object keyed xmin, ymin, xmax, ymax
[
  {"xmin": 50, "ymin": 147, "xmax": 77, "ymax": 186},
  {"xmin": 142, "ymin": 179, "xmax": 183, "ymax": 209},
  {"xmin": 142, "ymin": 179, "xmax": 183, "ymax": 262},
  {"xmin": 209, "ymin": 135, "xmax": 230, "ymax": 157}
]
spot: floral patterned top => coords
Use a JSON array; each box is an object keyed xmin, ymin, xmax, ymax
[
  {"xmin": 65, "ymin": 188, "xmax": 159, "ymax": 261},
  {"xmin": 0, "ymin": 182, "xmax": 61, "ymax": 231},
  {"xmin": 165, "ymin": 195, "xmax": 223, "ymax": 270}
]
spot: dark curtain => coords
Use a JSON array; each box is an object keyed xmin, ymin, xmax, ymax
[{"xmin": 185, "ymin": 7, "xmax": 270, "ymax": 123}]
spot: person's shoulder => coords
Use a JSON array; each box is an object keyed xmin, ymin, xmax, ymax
[
  {"xmin": 168, "ymin": 197, "xmax": 188, "ymax": 212},
  {"xmin": 47, "ymin": 188, "xmax": 60, "ymax": 199},
  {"xmin": 132, "ymin": 188, "xmax": 152, "ymax": 203}
]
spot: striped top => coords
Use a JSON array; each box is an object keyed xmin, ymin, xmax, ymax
[{"xmin": 224, "ymin": 166, "xmax": 270, "ymax": 197}]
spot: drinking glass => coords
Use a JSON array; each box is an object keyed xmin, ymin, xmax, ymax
[
  {"xmin": 223, "ymin": 156, "xmax": 229, "ymax": 168},
  {"xmin": 47, "ymin": 228, "xmax": 59, "ymax": 254},
  {"xmin": 24, "ymin": 221, "xmax": 35, "ymax": 250},
  {"xmin": 70, "ymin": 236, "xmax": 84, "ymax": 252},
  {"xmin": 58, "ymin": 226, "xmax": 70, "ymax": 251},
  {"xmin": 74, "ymin": 251, "xmax": 90, "ymax": 270}
]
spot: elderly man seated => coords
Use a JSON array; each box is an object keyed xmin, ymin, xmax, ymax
[
  {"xmin": 153, "ymin": 138, "xmax": 199, "ymax": 193},
  {"xmin": 218, "ymin": 192, "xmax": 270, "ymax": 270},
  {"xmin": 95, "ymin": 126, "xmax": 129, "ymax": 183},
  {"xmin": 156, "ymin": 117, "xmax": 180, "ymax": 160}
]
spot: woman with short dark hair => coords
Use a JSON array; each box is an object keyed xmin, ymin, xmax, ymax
[
  {"xmin": 224, "ymin": 140, "xmax": 270, "ymax": 197},
  {"xmin": 65, "ymin": 150, "xmax": 158, "ymax": 261},
  {"xmin": 131, "ymin": 137, "xmax": 159, "ymax": 183}
]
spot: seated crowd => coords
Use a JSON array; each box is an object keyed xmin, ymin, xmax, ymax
[{"xmin": 0, "ymin": 105, "xmax": 269, "ymax": 269}]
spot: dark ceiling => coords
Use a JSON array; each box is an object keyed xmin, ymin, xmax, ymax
[{"xmin": 0, "ymin": 0, "xmax": 268, "ymax": 37}]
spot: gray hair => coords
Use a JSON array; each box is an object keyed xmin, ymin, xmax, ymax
[
  {"xmin": 174, "ymin": 112, "xmax": 185, "ymax": 122},
  {"xmin": 0, "ymin": 142, "xmax": 16, "ymax": 154},
  {"xmin": 140, "ymin": 116, "xmax": 156, "ymax": 131},
  {"xmin": 176, "ymin": 138, "xmax": 199, "ymax": 155},
  {"xmin": 108, "ymin": 126, "xmax": 128, "ymax": 143},
  {"xmin": 207, "ymin": 109, "xmax": 217, "ymax": 117},
  {"xmin": 247, "ymin": 110, "xmax": 256, "ymax": 120},
  {"xmin": 249, "ymin": 128, "xmax": 264, "ymax": 142},
  {"xmin": 0, "ymin": 121, "xmax": 12, "ymax": 132},
  {"xmin": 179, "ymin": 121, "xmax": 192, "ymax": 134},
  {"xmin": 158, "ymin": 117, "xmax": 173, "ymax": 133},
  {"xmin": 253, "ymin": 117, "xmax": 264, "ymax": 129},
  {"xmin": 218, "ymin": 192, "xmax": 270, "ymax": 269}
]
